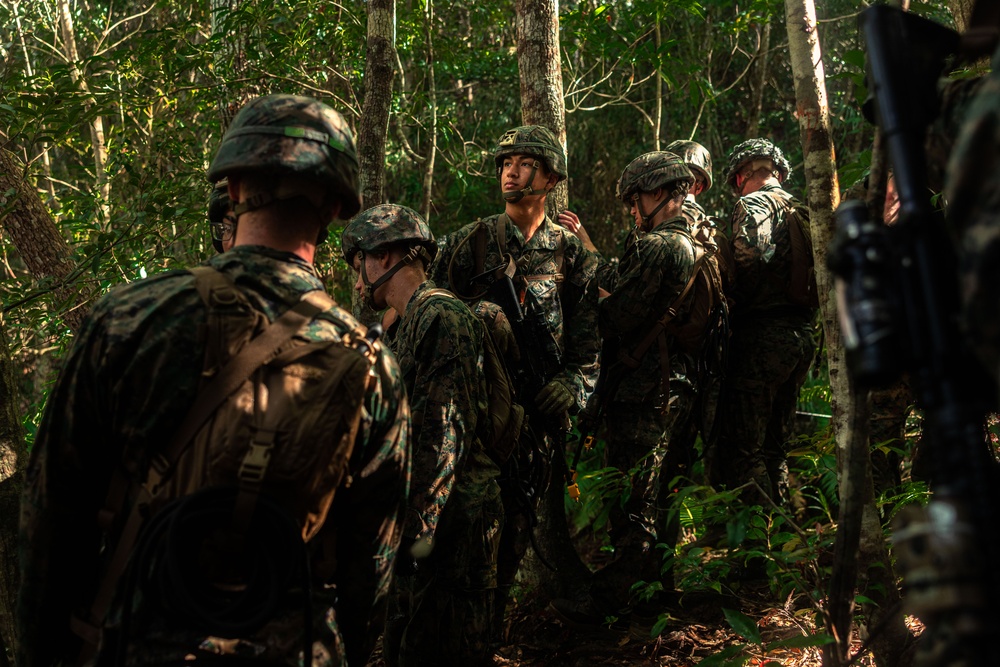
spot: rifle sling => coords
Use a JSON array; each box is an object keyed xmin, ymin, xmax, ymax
[{"xmin": 75, "ymin": 266, "xmax": 332, "ymax": 655}]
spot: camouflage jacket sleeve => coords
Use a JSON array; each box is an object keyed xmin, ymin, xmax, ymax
[
  {"xmin": 393, "ymin": 287, "xmax": 486, "ymax": 542},
  {"xmin": 17, "ymin": 304, "xmax": 123, "ymax": 667},
  {"xmin": 554, "ymin": 230, "xmax": 602, "ymax": 407},
  {"xmin": 331, "ymin": 341, "xmax": 410, "ymax": 666}
]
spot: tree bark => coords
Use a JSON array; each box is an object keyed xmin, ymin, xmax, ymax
[
  {"xmin": 0, "ymin": 327, "xmax": 24, "ymax": 667},
  {"xmin": 0, "ymin": 147, "xmax": 88, "ymax": 333},
  {"xmin": 786, "ymin": 3, "xmax": 912, "ymax": 665},
  {"xmin": 358, "ymin": 0, "xmax": 396, "ymax": 209},
  {"xmin": 515, "ymin": 0, "xmax": 569, "ymax": 218}
]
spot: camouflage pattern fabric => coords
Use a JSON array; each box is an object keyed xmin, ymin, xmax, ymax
[
  {"xmin": 712, "ymin": 317, "xmax": 814, "ymax": 504},
  {"xmin": 726, "ymin": 183, "xmax": 810, "ymax": 316},
  {"xmin": 615, "ymin": 152, "xmax": 693, "ymax": 203},
  {"xmin": 430, "ymin": 214, "xmax": 600, "ymax": 409},
  {"xmin": 598, "ymin": 216, "xmax": 697, "ymax": 405},
  {"xmin": 207, "ymin": 94, "xmax": 361, "ymax": 219},
  {"xmin": 714, "ymin": 184, "xmax": 817, "ymax": 504},
  {"xmin": 494, "ymin": 125, "xmax": 567, "ymax": 181},
  {"xmin": 944, "ymin": 46, "xmax": 1000, "ymax": 383},
  {"xmin": 382, "ymin": 281, "xmax": 502, "ymax": 667},
  {"xmin": 589, "ymin": 215, "xmax": 699, "ymax": 610},
  {"xmin": 18, "ymin": 245, "xmax": 410, "ymax": 667}
]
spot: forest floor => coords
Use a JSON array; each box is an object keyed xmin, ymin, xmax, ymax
[{"xmin": 493, "ymin": 584, "xmax": 833, "ymax": 667}]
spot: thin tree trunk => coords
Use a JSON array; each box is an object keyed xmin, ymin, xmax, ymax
[
  {"xmin": 358, "ymin": 0, "xmax": 396, "ymax": 209},
  {"xmin": 745, "ymin": 21, "xmax": 772, "ymax": 136},
  {"xmin": 421, "ymin": 0, "xmax": 438, "ymax": 223},
  {"xmin": 57, "ymin": 0, "xmax": 110, "ymax": 218},
  {"xmin": 0, "ymin": 147, "xmax": 88, "ymax": 333},
  {"xmin": 0, "ymin": 328, "xmax": 24, "ymax": 667},
  {"xmin": 515, "ymin": 0, "xmax": 569, "ymax": 218}
]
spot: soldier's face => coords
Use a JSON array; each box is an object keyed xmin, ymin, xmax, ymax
[{"xmin": 501, "ymin": 154, "xmax": 553, "ymax": 194}]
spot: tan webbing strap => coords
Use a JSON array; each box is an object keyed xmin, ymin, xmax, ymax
[
  {"xmin": 77, "ymin": 270, "xmax": 331, "ymax": 654},
  {"xmin": 619, "ymin": 247, "xmax": 707, "ymax": 370}
]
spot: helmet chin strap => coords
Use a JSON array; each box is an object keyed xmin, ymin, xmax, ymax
[
  {"xmin": 359, "ymin": 245, "xmax": 434, "ymax": 310},
  {"xmin": 635, "ymin": 194, "xmax": 672, "ymax": 233},
  {"xmin": 501, "ymin": 159, "xmax": 550, "ymax": 203}
]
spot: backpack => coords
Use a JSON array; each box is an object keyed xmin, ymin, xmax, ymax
[
  {"xmin": 410, "ymin": 288, "xmax": 524, "ymax": 466},
  {"xmin": 784, "ymin": 202, "xmax": 820, "ymax": 308},
  {"xmin": 77, "ymin": 266, "xmax": 378, "ymax": 665}
]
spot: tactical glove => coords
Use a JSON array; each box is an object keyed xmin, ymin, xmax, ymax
[{"xmin": 534, "ymin": 379, "xmax": 576, "ymax": 416}]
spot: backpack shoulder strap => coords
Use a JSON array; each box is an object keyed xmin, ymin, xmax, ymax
[{"xmin": 619, "ymin": 232, "xmax": 706, "ymax": 369}]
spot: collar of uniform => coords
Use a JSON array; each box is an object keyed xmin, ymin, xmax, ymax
[
  {"xmin": 649, "ymin": 215, "xmax": 689, "ymax": 234},
  {"xmin": 214, "ymin": 245, "xmax": 323, "ymax": 284},
  {"xmin": 403, "ymin": 280, "xmax": 437, "ymax": 317},
  {"xmin": 513, "ymin": 214, "xmax": 560, "ymax": 251}
]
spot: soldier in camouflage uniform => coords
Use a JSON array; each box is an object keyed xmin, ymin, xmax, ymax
[
  {"xmin": 714, "ymin": 139, "xmax": 817, "ymax": 507},
  {"xmin": 553, "ymin": 152, "xmax": 700, "ymax": 622},
  {"xmin": 430, "ymin": 125, "xmax": 600, "ymax": 640},
  {"xmin": 17, "ymin": 95, "xmax": 410, "ymax": 667},
  {"xmin": 342, "ymin": 205, "xmax": 502, "ymax": 667}
]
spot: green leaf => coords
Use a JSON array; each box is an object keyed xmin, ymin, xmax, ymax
[
  {"xmin": 698, "ymin": 644, "xmax": 749, "ymax": 666},
  {"xmin": 722, "ymin": 608, "xmax": 763, "ymax": 645},
  {"xmin": 842, "ymin": 49, "xmax": 866, "ymax": 69}
]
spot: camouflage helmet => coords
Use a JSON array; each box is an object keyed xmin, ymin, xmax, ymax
[
  {"xmin": 341, "ymin": 204, "xmax": 437, "ymax": 266},
  {"xmin": 494, "ymin": 125, "xmax": 568, "ymax": 182},
  {"xmin": 724, "ymin": 138, "xmax": 791, "ymax": 191},
  {"xmin": 207, "ymin": 94, "xmax": 361, "ymax": 219},
  {"xmin": 615, "ymin": 151, "xmax": 694, "ymax": 203},
  {"xmin": 665, "ymin": 140, "xmax": 713, "ymax": 191}
]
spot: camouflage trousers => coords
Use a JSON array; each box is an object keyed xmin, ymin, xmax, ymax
[
  {"xmin": 712, "ymin": 316, "xmax": 815, "ymax": 506},
  {"xmin": 589, "ymin": 387, "xmax": 695, "ymax": 612},
  {"xmin": 384, "ymin": 476, "xmax": 503, "ymax": 667},
  {"xmin": 384, "ymin": 574, "xmax": 496, "ymax": 667}
]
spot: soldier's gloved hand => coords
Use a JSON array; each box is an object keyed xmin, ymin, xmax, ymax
[{"xmin": 534, "ymin": 379, "xmax": 575, "ymax": 416}]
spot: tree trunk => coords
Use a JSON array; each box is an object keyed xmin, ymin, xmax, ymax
[
  {"xmin": 653, "ymin": 18, "xmax": 663, "ymax": 151},
  {"xmin": 745, "ymin": 21, "xmax": 772, "ymax": 136},
  {"xmin": 0, "ymin": 147, "xmax": 88, "ymax": 333},
  {"xmin": 358, "ymin": 0, "xmax": 396, "ymax": 209},
  {"xmin": 0, "ymin": 327, "xmax": 24, "ymax": 667},
  {"xmin": 57, "ymin": 0, "xmax": 110, "ymax": 218},
  {"xmin": 515, "ymin": 0, "xmax": 569, "ymax": 218}
]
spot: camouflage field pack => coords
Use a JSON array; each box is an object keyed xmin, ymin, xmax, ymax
[{"xmin": 78, "ymin": 266, "xmax": 378, "ymax": 665}]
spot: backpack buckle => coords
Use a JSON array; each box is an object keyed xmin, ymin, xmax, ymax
[{"xmin": 239, "ymin": 433, "xmax": 275, "ymax": 485}]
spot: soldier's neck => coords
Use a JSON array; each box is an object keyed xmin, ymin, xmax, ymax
[
  {"xmin": 386, "ymin": 266, "xmax": 426, "ymax": 317},
  {"xmin": 505, "ymin": 198, "xmax": 548, "ymax": 243},
  {"xmin": 233, "ymin": 216, "xmax": 317, "ymax": 263}
]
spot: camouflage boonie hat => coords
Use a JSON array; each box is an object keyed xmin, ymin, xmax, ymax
[
  {"xmin": 615, "ymin": 151, "xmax": 694, "ymax": 202},
  {"xmin": 494, "ymin": 125, "xmax": 568, "ymax": 181},
  {"xmin": 207, "ymin": 94, "xmax": 361, "ymax": 219},
  {"xmin": 341, "ymin": 204, "xmax": 437, "ymax": 265},
  {"xmin": 665, "ymin": 140, "xmax": 713, "ymax": 191},
  {"xmin": 724, "ymin": 138, "xmax": 791, "ymax": 191}
]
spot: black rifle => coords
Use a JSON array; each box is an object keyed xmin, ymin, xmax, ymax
[{"xmin": 829, "ymin": 6, "xmax": 1000, "ymax": 664}]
